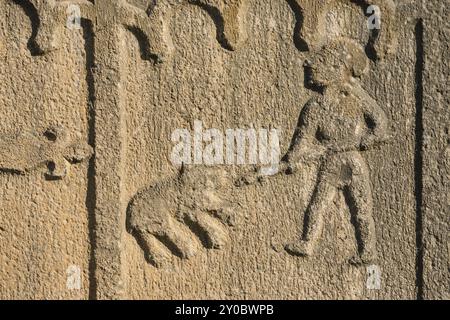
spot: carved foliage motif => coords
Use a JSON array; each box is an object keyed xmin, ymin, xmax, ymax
[{"xmin": 26, "ymin": 0, "xmax": 398, "ymax": 59}]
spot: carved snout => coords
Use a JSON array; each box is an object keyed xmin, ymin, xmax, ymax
[{"xmin": 0, "ymin": 126, "xmax": 93, "ymax": 179}]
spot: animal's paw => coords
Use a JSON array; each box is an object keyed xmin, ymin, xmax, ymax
[
  {"xmin": 182, "ymin": 210, "xmax": 230, "ymax": 250},
  {"xmin": 128, "ymin": 197, "xmax": 200, "ymax": 267},
  {"xmin": 235, "ymin": 163, "xmax": 287, "ymax": 187}
]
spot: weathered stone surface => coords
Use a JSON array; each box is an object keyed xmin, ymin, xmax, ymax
[
  {"xmin": 0, "ymin": 0, "xmax": 447, "ymax": 300},
  {"xmin": 421, "ymin": 0, "xmax": 449, "ymax": 300},
  {"xmin": 1, "ymin": 0, "xmax": 92, "ymax": 299}
]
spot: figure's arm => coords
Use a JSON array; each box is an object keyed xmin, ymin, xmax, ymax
[
  {"xmin": 324, "ymin": 137, "xmax": 360, "ymax": 153},
  {"xmin": 236, "ymin": 99, "xmax": 324, "ymax": 181},
  {"xmin": 284, "ymin": 99, "xmax": 326, "ymax": 166},
  {"xmin": 349, "ymin": 83, "xmax": 391, "ymax": 149}
]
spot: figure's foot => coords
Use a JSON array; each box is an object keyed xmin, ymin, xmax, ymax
[{"xmin": 285, "ymin": 241, "xmax": 314, "ymax": 257}]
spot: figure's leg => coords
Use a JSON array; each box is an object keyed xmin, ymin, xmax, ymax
[
  {"xmin": 285, "ymin": 176, "xmax": 336, "ymax": 256},
  {"xmin": 344, "ymin": 174, "xmax": 377, "ymax": 265}
]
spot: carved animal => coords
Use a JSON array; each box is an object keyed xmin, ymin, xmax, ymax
[
  {"xmin": 282, "ymin": 38, "xmax": 391, "ymax": 264},
  {"xmin": 0, "ymin": 126, "xmax": 93, "ymax": 179},
  {"xmin": 127, "ymin": 166, "xmax": 236, "ymax": 267}
]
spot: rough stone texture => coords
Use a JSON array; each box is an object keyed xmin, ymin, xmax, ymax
[
  {"xmin": 0, "ymin": 0, "xmax": 447, "ymax": 300},
  {"xmin": 0, "ymin": 0, "xmax": 92, "ymax": 299},
  {"xmin": 421, "ymin": 0, "xmax": 449, "ymax": 300}
]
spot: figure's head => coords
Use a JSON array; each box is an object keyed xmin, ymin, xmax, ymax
[{"xmin": 305, "ymin": 38, "xmax": 369, "ymax": 87}]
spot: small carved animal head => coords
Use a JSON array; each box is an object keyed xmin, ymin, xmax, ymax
[{"xmin": 305, "ymin": 38, "xmax": 369, "ymax": 87}]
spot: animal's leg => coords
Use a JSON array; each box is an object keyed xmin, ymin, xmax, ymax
[
  {"xmin": 184, "ymin": 211, "xmax": 229, "ymax": 249},
  {"xmin": 160, "ymin": 217, "xmax": 200, "ymax": 259},
  {"xmin": 133, "ymin": 230, "xmax": 172, "ymax": 268},
  {"xmin": 128, "ymin": 200, "xmax": 199, "ymax": 264}
]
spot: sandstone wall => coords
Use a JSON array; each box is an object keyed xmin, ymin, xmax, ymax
[{"xmin": 0, "ymin": 0, "xmax": 447, "ymax": 300}]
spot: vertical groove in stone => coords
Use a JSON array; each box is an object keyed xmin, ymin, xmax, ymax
[
  {"xmin": 81, "ymin": 18, "xmax": 98, "ymax": 300},
  {"xmin": 414, "ymin": 18, "xmax": 424, "ymax": 300}
]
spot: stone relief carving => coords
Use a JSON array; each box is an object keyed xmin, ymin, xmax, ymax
[
  {"xmin": 127, "ymin": 166, "xmax": 236, "ymax": 267},
  {"xmin": 280, "ymin": 38, "xmax": 391, "ymax": 264},
  {"xmin": 187, "ymin": 0, "xmax": 249, "ymax": 50},
  {"xmin": 4, "ymin": 0, "xmax": 401, "ymax": 298},
  {"xmin": 289, "ymin": 0, "xmax": 398, "ymax": 59},
  {"xmin": 0, "ymin": 126, "xmax": 93, "ymax": 179},
  {"xmin": 24, "ymin": 0, "xmax": 167, "ymax": 57},
  {"xmin": 23, "ymin": 0, "xmax": 249, "ymax": 60},
  {"xmin": 7, "ymin": 0, "xmax": 249, "ymax": 298}
]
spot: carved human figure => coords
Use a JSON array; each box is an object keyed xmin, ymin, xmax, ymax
[
  {"xmin": 127, "ymin": 166, "xmax": 236, "ymax": 267},
  {"xmin": 282, "ymin": 38, "xmax": 390, "ymax": 264}
]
